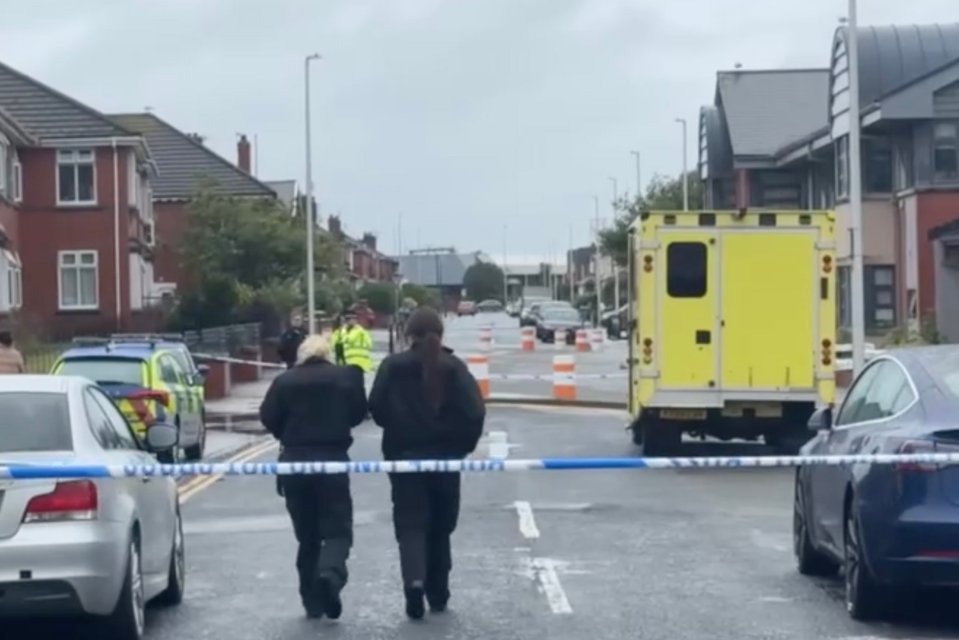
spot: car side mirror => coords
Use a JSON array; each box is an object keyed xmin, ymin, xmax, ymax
[
  {"xmin": 807, "ymin": 407, "xmax": 833, "ymax": 432},
  {"xmin": 146, "ymin": 422, "xmax": 179, "ymax": 452}
]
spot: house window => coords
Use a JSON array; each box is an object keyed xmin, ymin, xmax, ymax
[
  {"xmin": 58, "ymin": 250, "xmax": 98, "ymax": 310},
  {"xmin": 838, "ymin": 265, "xmax": 851, "ymax": 330},
  {"xmin": 866, "ymin": 265, "xmax": 896, "ymax": 329},
  {"xmin": 934, "ymin": 122, "xmax": 959, "ymax": 182},
  {"xmin": 57, "ymin": 149, "xmax": 96, "ymax": 205},
  {"xmin": 863, "ymin": 136, "xmax": 892, "ymax": 193},
  {"xmin": 0, "ymin": 141, "xmax": 6, "ymax": 193},
  {"xmin": 144, "ymin": 221, "xmax": 155, "ymax": 247},
  {"xmin": 11, "ymin": 161, "xmax": 21, "ymax": 202},
  {"xmin": 0, "ymin": 250, "xmax": 22, "ymax": 311},
  {"xmin": 836, "ymin": 136, "xmax": 849, "ymax": 198}
]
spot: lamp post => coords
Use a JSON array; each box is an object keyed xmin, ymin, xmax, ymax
[
  {"xmin": 847, "ymin": 0, "xmax": 866, "ymax": 374},
  {"xmin": 630, "ymin": 150, "xmax": 642, "ymax": 201},
  {"xmin": 304, "ymin": 53, "xmax": 321, "ymax": 334},
  {"xmin": 675, "ymin": 118, "xmax": 689, "ymax": 211}
]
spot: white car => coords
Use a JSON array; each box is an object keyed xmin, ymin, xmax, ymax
[{"xmin": 0, "ymin": 375, "xmax": 184, "ymax": 639}]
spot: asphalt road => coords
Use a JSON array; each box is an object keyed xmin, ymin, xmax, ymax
[{"xmin": 13, "ymin": 405, "xmax": 959, "ymax": 639}]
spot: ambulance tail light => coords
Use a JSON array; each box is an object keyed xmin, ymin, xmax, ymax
[
  {"xmin": 821, "ymin": 339, "xmax": 833, "ymax": 366},
  {"xmin": 642, "ymin": 338, "xmax": 653, "ymax": 364}
]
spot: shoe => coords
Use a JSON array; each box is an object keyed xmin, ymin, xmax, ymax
[
  {"xmin": 428, "ymin": 598, "xmax": 448, "ymax": 613},
  {"xmin": 318, "ymin": 575, "xmax": 343, "ymax": 620},
  {"xmin": 404, "ymin": 584, "xmax": 426, "ymax": 620},
  {"xmin": 303, "ymin": 598, "xmax": 324, "ymax": 619}
]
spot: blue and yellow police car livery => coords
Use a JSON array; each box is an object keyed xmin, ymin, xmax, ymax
[{"xmin": 52, "ymin": 336, "xmax": 207, "ymax": 461}]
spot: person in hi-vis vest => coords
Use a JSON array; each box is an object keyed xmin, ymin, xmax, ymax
[{"xmin": 342, "ymin": 313, "xmax": 373, "ymax": 373}]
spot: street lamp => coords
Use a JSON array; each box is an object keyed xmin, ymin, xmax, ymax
[
  {"xmin": 630, "ymin": 150, "xmax": 642, "ymax": 201},
  {"xmin": 675, "ymin": 118, "xmax": 689, "ymax": 211},
  {"xmin": 847, "ymin": 0, "xmax": 866, "ymax": 373},
  {"xmin": 304, "ymin": 53, "xmax": 321, "ymax": 334}
]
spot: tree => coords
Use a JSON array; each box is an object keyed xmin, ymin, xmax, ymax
[
  {"xmin": 463, "ymin": 262, "xmax": 505, "ymax": 302},
  {"xmin": 598, "ymin": 172, "xmax": 703, "ymax": 267},
  {"xmin": 172, "ymin": 190, "xmax": 318, "ymax": 330}
]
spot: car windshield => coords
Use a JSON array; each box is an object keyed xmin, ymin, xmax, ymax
[
  {"xmin": 544, "ymin": 308, "xmax": 580, "ymax": 321},
  {"xmin": 58, "ymin": 358, "xmax": 144, "ymax": 386},
  {"xmin": 0, "ymin": 392, "xmax": 72, "ymax": 452},
  {"xmin": 166, "ymin": 348, "xmax": 194, "ymax": 375}
]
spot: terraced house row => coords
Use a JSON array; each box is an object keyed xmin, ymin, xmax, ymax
[{"xmin": 0, "ymin": 60, "xmax": 396, "ymax": 339}]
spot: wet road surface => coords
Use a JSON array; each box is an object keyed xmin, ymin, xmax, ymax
[{"xmin": 12, "ymin": 405, "xmax": 959, "ymax": 639}]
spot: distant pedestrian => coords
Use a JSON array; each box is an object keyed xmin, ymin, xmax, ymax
[
  {"xmin": 259, "ymin": 334, "xmax": 368, "ymax": 620},
  {"xmin": 278, "ymin": 314, "xmax": 307, "ymax": 369},
  {"xmin": 368, "ymin": 307, "xmax": 486, "ymax": 619},
  {"xmin": 0, "ymin": 330, "xmax": 25, "ymax": 374}
]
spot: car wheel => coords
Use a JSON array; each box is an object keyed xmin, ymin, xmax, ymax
[
  {"xmin": 844, "ymin": 503, "xmax": 885, "ymax": 620},
  {"xmin": 157, "ymin": 508, "xmax": 186, "ymax": 605},
  {"xmin": 793, "ymin": 476, "xmax": 839, "ymax": 576},
  {"xmin": 183, "ymin": 418, "xmax": 205, "ymax": 462},
  {"xmin": 101, "ymin": 533, "xmax": 145, "ymax": 640}
]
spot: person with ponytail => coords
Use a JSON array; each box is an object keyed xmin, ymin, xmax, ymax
[{"xmin": 368, "ymin": 306, "xmax": 486, "ymax": 620}]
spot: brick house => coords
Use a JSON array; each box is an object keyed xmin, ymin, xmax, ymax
[
  {"xmin": 699, "ymin": 24, "xmax": 959, "ymax": 338},
  {"xmin": 0, "ymin": 61, "xmax": 157, "ymax": 337},
  {"xmin": 110, "ymin": 115, "xmax": 276, "ymax": 296},
  {"xmin": 327, "ymin": 215, "xmax": 398, "ymax": 285}
]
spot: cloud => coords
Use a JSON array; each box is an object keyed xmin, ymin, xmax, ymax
[{"xmin": 2, "ymin": 0, "xmax": 959, "ymax": 264}]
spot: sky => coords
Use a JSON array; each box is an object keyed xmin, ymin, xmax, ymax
[{"xmin": 2, "ymin": 1, "xmax": 959, "ymax": 264}]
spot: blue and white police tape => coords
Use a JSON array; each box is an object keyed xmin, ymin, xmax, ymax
[{"xmin": 2, "ymin": 452, "xmax": 959, "ymax": 480}]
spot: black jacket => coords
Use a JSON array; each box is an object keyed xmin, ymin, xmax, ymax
[
  {"xmin": 369, "ymin": 346, "xmax": 486, "ymax": 461},
  {"xmin": 259, "ymin": 358, "xmax": 367, "ymax": 461},
  {"xmin": 277, "ymin": 327, "xmax": 306, "ymax": 366}
]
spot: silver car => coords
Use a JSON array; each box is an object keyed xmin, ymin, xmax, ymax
[{"xmin": 0, "ymin": 375, "xmax": 184, "ymax": 639}]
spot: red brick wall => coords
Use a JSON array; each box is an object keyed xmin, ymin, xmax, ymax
[
  {"xmin": 17, "ymin": 146, "xmax": 135, "ymax": 337},
  {"xmin": 153, "ymin": 201, "xmax": 188, "ymax": 289},
  {"xmin": 915, "ymin": 192, "xmax": 959, "ymax": 318},
  {"xmin": 0, "ymin": 201, "xmax": 19, "ymax": 249}
]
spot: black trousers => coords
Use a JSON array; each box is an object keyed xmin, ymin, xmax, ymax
[
  {"xmin": 388, "ymin": 472, "xmax": 461, "ymax": 602},
  {"xmin": 282, "ymin": 474, "xmax": 353, "ymax": 606}
]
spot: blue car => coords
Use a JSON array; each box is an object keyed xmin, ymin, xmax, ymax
[{"xmin": 794, "ymin": 346, "xmax": 959, "ymax": 620}]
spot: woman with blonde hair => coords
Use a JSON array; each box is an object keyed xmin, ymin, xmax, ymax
[{"xmin": 260, "ymin": 333, "xmax": 367, "ymax": 620}]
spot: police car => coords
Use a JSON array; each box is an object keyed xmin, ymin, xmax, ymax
[{"xmin": 51, "ymin": 335, "xmax": 207, "ymax": 461}]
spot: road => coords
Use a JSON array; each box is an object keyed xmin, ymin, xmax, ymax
[{"xmin": 12, "ymin": 405, "xmax": 959, "ymax": 639}]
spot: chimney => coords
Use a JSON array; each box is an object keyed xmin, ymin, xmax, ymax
[
  {"xmin": 237, "ymin": 134, "xmax": 251, "ymax": 173},
  {"xmin": 328, "ymin": 215, "xmax": 342, "ymax": 238},
  {"xmin": 362, "ymin": 232, "xmax": 377, "ymax": 251}
]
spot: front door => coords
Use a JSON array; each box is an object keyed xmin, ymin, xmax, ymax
[{"xmin": 657, "ymin": 231, "xmax": 718, "ymax": 389}]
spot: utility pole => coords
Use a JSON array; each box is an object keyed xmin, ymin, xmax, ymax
[
  {"xmin": 609, "ymin": 177, "xmax": 620, "ymax": 312},
  {"xmin": 630, "ymin": 150, "xmax": 642, "ymax": 202},
  {"xmin": 304, "ymin": 53, "xmax": 321, "ymax": 333},
  {"xmin": 676, "ymin": 118, "xmax": 689, "ymax": 211},
  {"xmin": 593, "ymin": 195, "xmax": 602, "ymax": 325},
  {"xmin": 848, "ymin": 0, "xmax": 866, "ymax": 374},
  {"xmin": 567, "ymin": 223, "xmax": 574, "ymax": 302},
  {"xmin": 502, "ymin": 224, "xmax": 509, "ymax": 303}
]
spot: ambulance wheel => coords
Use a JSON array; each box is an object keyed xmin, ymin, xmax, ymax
[{"xmin": 641, "ymin": 419, "xmax": 681, "ymax": 457}]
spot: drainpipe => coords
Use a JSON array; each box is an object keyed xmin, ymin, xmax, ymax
[{"xmin": 112, "ymin": 138, "xmax": 121, "ymax": 329}]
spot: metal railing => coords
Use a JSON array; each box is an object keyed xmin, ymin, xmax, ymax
[{"xmin": 182, "ymin": 322, "xmax": 262, "ymax": 356}]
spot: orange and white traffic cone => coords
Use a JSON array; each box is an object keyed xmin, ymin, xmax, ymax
[
  {"xmin": 553, "ymin": 329, "xmax": 567, "ymax": 350},
  {"xmin": 467, "ymin": 354, "xmax": 490, "ymax": 399},
  {"xmin": 552, "ymin": 355, "xmax": 576, "ymax": 401},
  {"xmin": 590, "ymin": 328, "xmax": 605, "ymax": 353},
  {"xmin": 575, "ymin": 329, "xmax": 590, "ymax": 353},
  {"xmin": 520, "ymin": 327, "xmax": 536, "ymax": 352}
]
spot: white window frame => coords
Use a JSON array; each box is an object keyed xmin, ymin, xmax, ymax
[
  {"xmin": 58, "ymin": 250, "xmax": 99, "ymax": 311},
  {"xmin": 0, "ymin": 140, "xmax": 6, "ymax": 193},
  {"xmin": 56, "ymin": 149, "xmax": 97, "ymax": 206},
  {"xmin": 11, "ymin": 160, "xmax": 21, "ymax": 203},
  {"xmin": 144, "ymin": 220, "xmax": 155, "ymax": 247},
  {"xmin": 0, "ymin": 250, "xmax": 21, "ymax": 311}
]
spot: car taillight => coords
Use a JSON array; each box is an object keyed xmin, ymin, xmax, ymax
[
  {"xmin": 23, "ymin": 481, "xmax": 98, "ymax": 523},
  {"xmin": 894, "ymin": 440, "xmax": 937, "ymax": 473},
  {"xmin": 130, "ymin": 389, "xmax": 170, "ymax": 408}
]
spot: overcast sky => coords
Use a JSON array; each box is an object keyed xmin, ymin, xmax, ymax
[{"xmin": 2, "ymin": 1, "xmax": 958, "ymax": 264}]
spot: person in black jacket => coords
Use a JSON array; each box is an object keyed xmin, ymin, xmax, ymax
[
  {"xmin": 259, "ymin": 333, "xmax": 367, "ymax": 620},
  {"xmin": 368, "ymin": 307, "xmax": 486, "ymax": 619},
  {"xmin": 277, "ymin": 314, "xmax": 307, "ymax": 369}
]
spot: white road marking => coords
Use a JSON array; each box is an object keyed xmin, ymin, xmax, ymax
[
  {"xmin": 514, "ymin": 500, "xmax": 541, "ymax": 539},
  {"xmin": 529, "ymin": 558, "xmax": 573, "ymax": 614}
]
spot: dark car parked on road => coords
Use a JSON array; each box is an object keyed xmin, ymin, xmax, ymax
[
  {"xmin": 534, "ymin": 306, "xmax": 585, "ymax": 344},
  {"xmin": 793, "ymin": 346, "xmax": 959, "ymax": 621}
]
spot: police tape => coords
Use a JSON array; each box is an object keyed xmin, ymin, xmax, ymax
[
  {"xmin": 192, "ymin": 353, "xmax": 625, "ymax": 381},
  {"xmin": 2, "ymin": 452, "xmax": 959, "ymax": 480}
]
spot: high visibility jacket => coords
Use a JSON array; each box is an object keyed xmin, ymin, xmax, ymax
[
  {"xmin": 342, "ymin": 326, "xmax": 373, "ymax": 372},
  {"xmin": 330, "ymin": 327, "xmax": 348, "ymax": 365}
]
